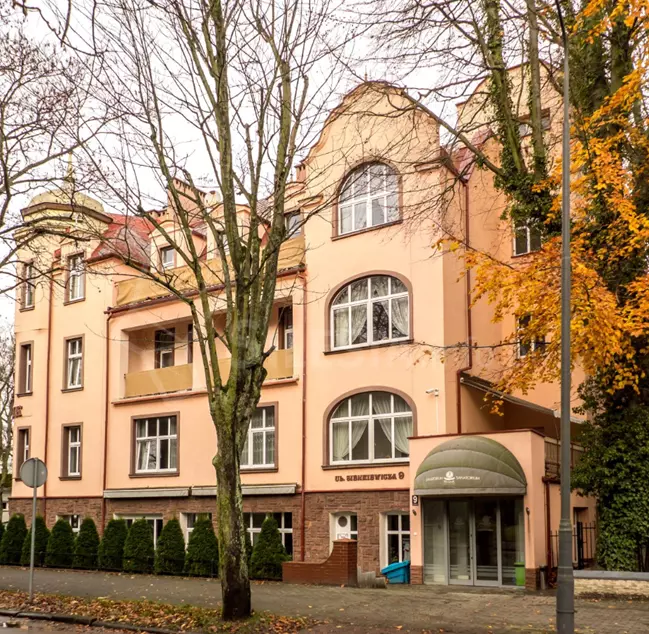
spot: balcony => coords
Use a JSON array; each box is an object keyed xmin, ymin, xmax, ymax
[
  {"xmin": 544, "ymin": 438, "xmax": 583, "ymax": 479},
  {"xmin": 124, "ymin": 363, "xmax": 193, "ymax": 398},
  {"xmin": 115, "ymin": 235, "xmax": 305, "ymax": 307},
  {"xmin": 123, "ymin": 349, "xmax": 293, "ymax": 398}
]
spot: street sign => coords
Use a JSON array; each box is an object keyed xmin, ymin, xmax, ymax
[{"xmin": 20, "ymin": 458, "xmax": 47, "ymax": 489}]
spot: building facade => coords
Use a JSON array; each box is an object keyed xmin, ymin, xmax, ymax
[{"xmin": 11, "ymin": 78, "xmax": 593, "ymax": 588}]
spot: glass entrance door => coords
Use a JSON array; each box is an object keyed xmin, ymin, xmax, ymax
[
  {"xmin": 474, "ymin": 499, "xmax": 500, "ymax": 585},
  {"xmin": 448, "ymin": 500, "xmax": 472, "ymax": 583}
]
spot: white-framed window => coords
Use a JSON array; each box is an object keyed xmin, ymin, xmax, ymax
[
  {"xmin": 513, "ymin": 222, "xmax": 542, "ymax": 256},
  {"xmin": 23, "ymin": 263, "xmax": 35, "ymax": 308},
  {"xmin": 20, "ymin": 343, "xmax": 33, "ymax": 394},
  {"xmin": 135, "ymin": 415, "xmax": 178, "ymax": 473},
  {"xmin": 517, "ymin": 315, "xmax": 546, "ymax": 358},
  {"xmin": 338, "ymin": 163, "xmax": 398, "ymax": 235},
  {"xmin": 285, "ymin": 211, "xmax": 302, "ymax": 237},
  {"xmin": 119, "ymin": 515, "xmax": 164, "ymax": 545},
  {"xmin": 187, "ymin": 324, "xmax": 194, "ymax": 364},
  {"xmin": 59, "ymin": 514, "xmax": 81, "ymax": 534},
  {"xmin": 385, "ymin": 513, "xmax": 411, "ymax": 564},
  {"xmin": 243, "ymin": 512, "xmax": 293, "ymax": 555},
  {"xmin": 182, "ymin": 512, "xmax": 213, "ymax": 542},
  {"xmin": 331, "ymin": 275, "xmax": 409, "ymax": 350},
  {"xmin": 330, "ymin": 391, "xmax": 413, "ymax": 465},
  {"xmin": 332, "ymin": 512, "xmax": 358, "ymax": 542},
  {"xmin": 241, "ymin": 406, "xmax": 275, "ymax": 469},
  {"xmin": 279, "ymin": 306, "xmax": 293, "ymax": 350},
  {"xmin": 17, "ymin": 428, "xmax": 30, "ymax": 474},
  {"xmin": 67, "ymin": 254, "xmax": 85, "ymax": 301},
  {"xmin": 155, "ymin": 329, "xmax": 175, "ymax": 369},
  {"xmin": 160, "ymin": 246, "xmax": 175, "ymax": 269},
  {"xmin": 518, "ymin": 111, "xmax": 551, "ymax": 138},
  {"xmin": 66, "ymin": 425, "xmax": 81, "ymax": 477},
  {"xmin": 66, "ymin": 338, "xmax": 83, "ymax": 389}
]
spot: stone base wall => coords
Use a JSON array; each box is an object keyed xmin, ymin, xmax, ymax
[
  {"xmin": 283, "ymin": 540, "xmax": 357, "ymax": 586},
  {"xmin": 410, "ymin": 565, "xmax": 423, "ymax": 585},
  {"xmin": 525, "ymin": 568, "xmax": 540, "ymax": 590},
  {"xmin": 9, "ymin": 497, "xmax": 103, "ymax": 532},
  {"xmin": 575, "ymin": 577, "xmax": 649, "ymax": 598}
]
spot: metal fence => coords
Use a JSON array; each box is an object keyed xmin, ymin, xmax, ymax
[{"xmin": 550, "ymin": 521, "xmax": 597, "ymax": 569}]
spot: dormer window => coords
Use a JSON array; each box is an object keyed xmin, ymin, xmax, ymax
[
  {"xmin": 338, "ymin": 163, "xmax": 398, "ymax": 235},
  {"xmin": 160, "ymin": 246, "xmax": 175, "ymax": 269}
]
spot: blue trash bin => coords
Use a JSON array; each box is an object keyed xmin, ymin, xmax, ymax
[{"xmin": 380, "ymin": 560, "xmax": 410, "ymax": 584}]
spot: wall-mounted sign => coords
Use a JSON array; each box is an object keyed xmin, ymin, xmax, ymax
[
  {"xmin": 411, "ymin": 494, "xmax": 419, "ymax": 506},
  {"xmin": 335, "ymin": 471, "xmax": 405, "ymax": 483},
  {"xmin": 13, "ymin": 405, "xmax": 22, "ymax": 418}
]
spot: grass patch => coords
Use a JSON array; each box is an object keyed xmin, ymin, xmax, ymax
[{"xmin": 0, "ymin": 590, "xmax": 312, "ymax": 633}]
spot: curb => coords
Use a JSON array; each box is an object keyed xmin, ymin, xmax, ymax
[{"xmin": 0, "ymin": 608, "xmax": 189, "ymax": 634}]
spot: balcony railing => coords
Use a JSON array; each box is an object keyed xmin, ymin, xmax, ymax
[
  {"xmin": 544, "ymin": 438, "xmax": 583, "ymax": 479},
  {"xmin": 123, "ymin": 350, "xmax": 293, "ymax": 398},
  {"xmin": 124, "ymin": 363, "xmax": 193, "ymax": 398},
  {"xmin": 115, "ymin": 235, "xmax": 305, "ymax": 307}
]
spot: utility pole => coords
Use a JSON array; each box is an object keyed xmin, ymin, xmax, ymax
[{"xmin": 555, "ymin": 2, "xmax": 574, "ymax": 632}]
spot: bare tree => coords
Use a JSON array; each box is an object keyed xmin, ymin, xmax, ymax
[{"xmin": 0, "ymin": 327, "xmax": 13, "ymax": 496}]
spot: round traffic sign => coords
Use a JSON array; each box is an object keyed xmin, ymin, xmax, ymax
[{"xmin": 20, "ymin": 458, "xmax": 47, "ymax": 489}]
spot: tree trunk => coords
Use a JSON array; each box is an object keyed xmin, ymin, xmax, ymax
[{"xmin": 214, "ymin": 427, "xmax": 251, "ymax": 620}]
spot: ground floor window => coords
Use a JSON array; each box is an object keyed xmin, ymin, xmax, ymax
[
  {"xmin": 243, "ymin": 512, "xmax": 293, "ymax": 556},
  {"xmin": 386, "ymin": 513, "xmax": 410, "ymax": 564},
  {"xmin": 181, "ymin": 512, "xmax": 213, "ymax": 542},
  {"xmin": 119, "ymin": 515, "xmax": 164, "ymax": 546},
  {"xmin": 331, "ymin": 512, "xmax": 358, "ymax": 542},
  {"xmin": 58, "ymin": 514, "xmax": 80, "ymax": 534}
]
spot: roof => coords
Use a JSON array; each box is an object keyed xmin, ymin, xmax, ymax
[{"xmin": 87, "ymin": 213, "xmax": 153, "ymax": 267}]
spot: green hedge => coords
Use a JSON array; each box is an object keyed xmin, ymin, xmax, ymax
[
  {"xmin": 45, "ymin": 519, "xmax": 75, "ymax": 568},
  {"xmin": 98, "ymin": 519, "xmax": 128, "ymax": 571},
  {"xmin": 73, "ymin": 518, "xmax": 100, "ymax": 569},
  {"xmin": 123, "ymin": 519, "xmax": 154, "ymax": 574},
  {"xmin": 185, "ymin": 518, "xmax": 218, "ymax": 577},
  {"xmin": 20, "ymin": 516, "xmax": 50, "ymax": 566},
  {"xmin": 155, "ymin": 519, "xmax": 185, "ymax": 575},
  {"xmin": 249, "ymin": 515, "xmax": 288, "ymax": 580},
  {"xmin": 0, "ymin": 514, "xmax": 27, "ymax": 565}
]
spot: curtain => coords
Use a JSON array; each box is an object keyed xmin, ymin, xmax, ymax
[
  {"xmin": 394, "ymin": 416, "xmax": 412, "ymax": 455},
  {"xmin": 332, "ymin": 423, "xmax": 349, "ymax": 461},
  {"xmin": 351, "ymin": 305, "xmax": 367, "ymax": 344},
  {"xmin": 391, "ymin": 296, "xmax": 409, "ymax": 337},
  {"xmin": 350, "ymin": 420, "xmax": 368, "ymax": 451},
  {"xmin": 334, "ymin": 309, "xmax": 349, "ymax": 348}
]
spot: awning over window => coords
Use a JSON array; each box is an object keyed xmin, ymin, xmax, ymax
[{"xmin": 414, "ymin": 436, "xmax": 527, "ymax": 496}]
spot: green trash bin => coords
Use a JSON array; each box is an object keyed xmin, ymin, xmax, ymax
[{"xmin": 514, "ymin": 561, "xmax": 526, "ymax": 587}]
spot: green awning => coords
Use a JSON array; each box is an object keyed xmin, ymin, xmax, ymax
[{"xmin": 414, "ymin": 436, "xmax": 527, "ymax": 496}]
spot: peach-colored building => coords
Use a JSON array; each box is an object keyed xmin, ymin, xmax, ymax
[{"xmin": 11, "ymin": 80, "xmax": 593, "ymax": 588}]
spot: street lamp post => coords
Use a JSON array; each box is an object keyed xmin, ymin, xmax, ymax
[{"xmin": 555, "ymin": 2, "xmax": 574, "ymax": 632}]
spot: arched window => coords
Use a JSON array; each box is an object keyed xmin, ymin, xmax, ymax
[
  {"xmin": 330, "ymin": 391, "xmax": 413, "ymax": 464},
  {"xmin": 331, "ymin": 275, "xmax": 409, "ymax": 350},
  {"xmin": 338, "ymin": 163, "xmax": 398, "ymax": 235}
]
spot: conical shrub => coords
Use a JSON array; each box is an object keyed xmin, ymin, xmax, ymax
[
  {"xmin": 123, "ymin": 519, "xmax": 154, "ymax": 573},
  {"xmin": 73, "ymin": 518, "xmax": 100, "ymax": 569},
  {"xmin": 155, "ymin": 518, "xmax": 185, "ymax": 575},
  {"xmin": 249, "ymin": 515, "xmax": 288, "ymax": 580},
  {"xmin": 0, "ymin": 514, "xmax": 27, "ymax": 565},
  {"xmin": 185, "ymin": 517, "xmax": 218, "ymax": 577},
  {"xmin": 45, "ymin": 519, "xmax": 75, "ymax": 568},
  {"xmin": 20, "ymin": 516, "xmax": 49, "ymax": 566},
  {"xmin": 98, "ymin": 519, "xmax": 127, "ymax": 571},
  {"xmin": 0, "ymin": 521, "xmax": 6, "ymax": 546}
]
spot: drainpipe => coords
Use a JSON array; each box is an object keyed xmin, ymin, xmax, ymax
[
  {"xmin": 42, "ymin": 277, "xmax": 54, "ymax": 520},
  {"xmin": 544, "ymin": 478, "xmax": 552, "ymax": 569},
  {"xmin": 299, "ymin": 271, "xmax": 307, "ymax": 562},
  {"xmin": 455, "ymin": 179, "xmax": 473, "ymax": 435},
  {"xmin": 101, "ymin": 311, "xmax": 113, "ymax": 530}
]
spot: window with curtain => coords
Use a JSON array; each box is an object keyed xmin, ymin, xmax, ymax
[
  {"xmin": 331, "ymin": 275, "xmax": 409, "ymax": 350},
  {"xmin": 241, "ymin": 406, "xmax": 275, "ymax": 468},
  {"xmin": 338, "ymin": 163, "xmax": 398, "ymax": 235},
  {"xmin": 330, "ymin": 391, "xmax": 413, "ymax": 464},
  {"xmin": 135, "ymin": 415, "xmax": 178, "ymax": 473}
]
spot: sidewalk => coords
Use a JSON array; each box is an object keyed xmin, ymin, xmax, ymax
[{"xmin": 0, "ymin": 567, "xmax": 646, "ymax": 634}]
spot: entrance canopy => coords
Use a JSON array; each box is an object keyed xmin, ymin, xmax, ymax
[{"xmin": 414, "ymin": 436, "xmax": 527, "ymax": 496}]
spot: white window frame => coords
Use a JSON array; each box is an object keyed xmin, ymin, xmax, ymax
[
  {"xmin": 280, "ymin": 306, "xmax": 293, "ymax": 350},
  {"xmin": 384, "ymin": 513, "xmax": 411, "ymax": 566},
  {"xmin": 330, "ymin": 512, "xmax": 358, "ymax": 547},
  {"xmin": 243, "ymin": 512, "xmax": 293, "ymax": 554},
  {"xmin": 21, "ymin": 344, "xmax": 32, "ymax": 393},
  {"xmin": 517, "ymin": 315, "xmax": 545, "ymax": 358},
  {"xmin": 58, "ymin": 514, "xmax": 81, "ymax": 534},
  {"xmin": 118, "ymin": 514, "xmax": 164, "ymax": 545},
  {"xmin": 181, "ymin": 512, "xmax": 213, "ymax": 543},
  {"xmin": 330, "ymin": 392, "xmax": 413, "ymax": 466},
  {"xmin": 155, "ymin": 329, "xmax": 175, "ymax": 369},
  {"xmin": 513, "ymin": 222, "xmax": 542, "ymax": 256},
  {"xmin": 160, "ymin": 246, "xmax": 175, "ymax": 269},
  {"xmin": 23, "ymin": 263, "xmax": 35, "ymax": 308},
  {"xmin": 284, "ymin": 211, "xmax": 302, "ymax": 237},
  {"xmin": 338, "ymin": 163, "xmax": 398, "ymax": 235},
  {"xmin": 135, "ymin": 415, "xmax": 178, "ymax": 473},
  {"xmin": 331, "ymin": 276, "xmax": 409, "ymax": 351},
  {"xmin": 240, "ymin": 406, "xmax": 275, "ymax": 469},
  {"xmin": 67, "ymin": 425, "xmax": 81, "ymax": 477},
  {"xmin": 66, "ymin": 338, "xmax": 83, "ymax": 389},
  {"xmin": 67, "ymin": 254, "xmax": 85, "ymax": 301},
  {"xmin": 20, "ymin": 429, "xmax": 30, "ymax": 464}
]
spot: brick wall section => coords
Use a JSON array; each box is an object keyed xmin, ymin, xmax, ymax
[
  {"xmin": 525, "ymin": 568, "xmax": 539, "ymax": 590},
  {"xmin": 9, "ymin": 497, "xmax": 103, "ymax": 532},
  {"xmin": 410, "ymin": 565, "xmax": 423, "ymax": 585},
  {"xmin": 575, "ymin": 578, "xmax": 649, "ymax": 598},
  {"xmin": 304, "ymin": 490, "xmax": 409, "ymax": 573},
  {"xmin": 283, "ymin": 539, "xmax": 357, "ymax": 586}
]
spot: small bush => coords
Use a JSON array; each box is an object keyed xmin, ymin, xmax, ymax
[
  {"xmin": 20, "ymin": 516, "xmax": 50, "ymax": 566},
  {"xmin": 0, "ymin": 514, "xmax": 27, "ymax": 565},
  {"xmin": 45, "ymin": 519, "xmax": 75, "ymax": 568},
  {"xmin": 155, "ymin": 519, "xmax": 185, "ymax": 575},
  {"xmin": 249, "ymin": 515, "xmax": 288, "ymax": 580},
  {"xmin": 0, "ymin": 522, "xmax": 5, "ymax": 546},
  {"xmin": 245, "ymin": 529, "xmax": 253, "ymax": 570},
  {"xmin": 73, "ymin": 518, "xmax": 100, "ymax": 569},
  {"xmin": 185, "ymin": 517, "xmax": 218, "ymax": 577},
  {"xmin": 123, "ymin": 519, "xmax": 154, "ymax": 574},
  {"xmin": 98, "ymin": 519, "xmax": 128, "ymax": 571}
]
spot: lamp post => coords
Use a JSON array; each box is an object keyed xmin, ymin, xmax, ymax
[{"xmin": 554, "ymin": 2, "xmax": 574, "ymax": 632}]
